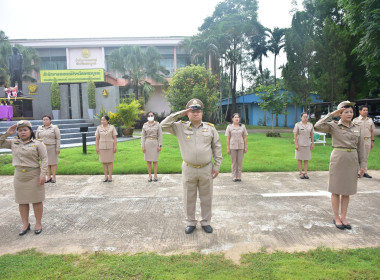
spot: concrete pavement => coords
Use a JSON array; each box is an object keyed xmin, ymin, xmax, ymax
[{"xmin": 0, "ymin": 171, "xmax": 379, "ymax": 263}]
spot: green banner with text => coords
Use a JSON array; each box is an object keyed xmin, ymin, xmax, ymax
[{"xmin": 40, "ymin": 69, "xmax": 105, "ymax": 83}]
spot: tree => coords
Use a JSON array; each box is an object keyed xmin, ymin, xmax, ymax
[
  {"xmin": 197, "ymin": 0, "xmax": 260, "ymax": 113},
  {"xmin": 87, "ymin": 78, "xmax": 96, "ymax": 109},
  {"xmin": 255, "ymin": 84, "xmax": 287, "ymax": 131},
  {"xmin": 267, "ymin": 27, "xmax": 286, "ymax": 86},
  {"xmin": 314, "ymin": 18, "xmax": 350, "ymax": 110},
  {"xmin": 339, "ymin": 0, "xmax": 380, "ymax": 93},
  {"xmin": 282, "ymin": 11, "xmax": 315, "ymax": 109},
  {"xmin": 0, "ymin": 30, "xmax": 11, "ymax": 86},
  {"xmin": 164, "ymin": 65, "xmax": 219, "ymax": 121},
  {"xmin": 107, "ymin": 45, "xmax": 169, "ymax": 100},
  {"xmin": 249, "ymin": 24, "xmax": 269, "ymax": 84},
  {"xmin": 50, "ymin": 78, "xmax": 60, "ymax": 110}
]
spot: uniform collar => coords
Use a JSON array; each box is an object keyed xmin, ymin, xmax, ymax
[
  {"xmin": 44, "ymin": 124, "xmax": 53, "ymax": 129},
  {"xmin": 338, "ymin": 119, "xmax": 353, "ymax": 128},
  {"xmin": 21, "ymin": 138, "xmax": 35, "ymax": 144},
  {"xmin": 358, "ymin": 115, "xmax": 368, "ymax": 120},
  {"xmin": 189, "ymin": 122, "xmax": 203, "ymax": 129}
]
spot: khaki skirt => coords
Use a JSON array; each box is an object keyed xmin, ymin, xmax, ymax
[
  {"xmin": 295, "ymin": 146, "xmax": 311, "ymax": 160},
  {"xmin": 14, "ymin": 168, "xmax": 45, "ymax": 204},
  {"xmin": 144, "ymin": 139, "xmax": 159, "ymax": 162},
  {"xmin": 46, "ymin": 144, "xmax": 58, "ymax": 165},
  {"xmin": 328, "ymin": 149, "xmax": 359, "ymax": 195},
  {"xmin": 99, "ymin": 149, "xmax": 115, "ymax": 163}
]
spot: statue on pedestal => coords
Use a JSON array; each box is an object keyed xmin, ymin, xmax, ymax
[{"xmin": 8, "ymin": 47, "xmax": 24, "ymax": 95}]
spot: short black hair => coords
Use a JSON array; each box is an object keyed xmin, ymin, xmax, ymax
[
  {"xmin": 42, "ymin": 115, "xmax": 51, "ymax": 120},
  {"xmin": 359, "ymin": 105, "xmax": 368, "ymax": 111},
  {"xmin": 300, "ymin": 112, "xmax": 308, "ymax": 118},
  {"xmin": 146, "ymin": 111, "xmax": 155, "ymax": 117}
]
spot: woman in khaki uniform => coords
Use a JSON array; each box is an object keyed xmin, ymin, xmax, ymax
[
  {"xmin": 225, "ymin": 113, "xmax": 248, "ymax": 182},
  {"xmin": 95, "ymin": 116, "xmax": 117, "ymax": 182},
  {"xmin": 315, "ymin": 101, "xmax": 365, "ymax": 230},
  {"xmin": 141, "ymin": 112, "xmax": 162, "ymax": 181},
  {"xmin": 0, "ymin": 120, "xmax": 48, "ymax": 235},
  {"xmin": 36, "ymin": 115, "xmax": 61, "ymax": 183},
  {"xmin": 293, "ymin": 112, "xmax": 314, "ymax": 179}
]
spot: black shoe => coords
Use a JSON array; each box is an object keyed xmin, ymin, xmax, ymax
[
  {"xmin": 304, "ymin": 174, "xmax": 309, "ymax": 179},
  {"xmin": 108, "ymin": 179, "xmax": 112, "ymax": 182},
  {"xmin": 35, "ymin": 228, "xmax": 43, "ymax": 235},
  {"xmin": 153, "ymin": 178, "xmax": 158, "ymax": 182},
  {"xmin": 202, "ymin": 225, "xmax": 213, "ymax": 233},
  {"xmin": 343, "ymin": 224, "xmax": 352, "ymax": 230},
  {"xmin": 232, "ymin": 179, "xmax": 238, "ymax": 182},
  {"xmin": 19, "ymin": 223, "xmax": 30, "ymax": 236},
  {"xmin": 148, "ymin": 178, "xmax": 153, "ymax": 182},
  {"xmin": 333, "ymin": 219, "xmax": 345, "ymax": 230},
  {"xmin": 357, "ymin": 174, "xmax": 360, "ymax": 178},
  {"xmin": 45, "ymin": 178, "xmax": 52, "ymax": 183},
  {"xmin": 185, "ymin": 226, "xmax": 196, "ymax": 234},
  {"xmin": 363, "ymin": 173, "xmax": 372, "ymax": 178},
  {"xmin": 51, "ymin": 180, "xmax": 56, "ymax": 183},
  {"xmin": 237, "ymin": 179, "xmax": 242, "ymax": 182},
  {"xmin": 300, "ymin": 174, "xmax": 305, "ymax": 179}
]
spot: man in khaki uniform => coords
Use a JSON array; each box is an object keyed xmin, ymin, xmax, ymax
[
  {"xmin": 161, "ymin": 99, "xmax": 222, "ymax": 234},
  {"xmin": 353, "ymin": 105, "xmax": 375, "ymax": 178}
]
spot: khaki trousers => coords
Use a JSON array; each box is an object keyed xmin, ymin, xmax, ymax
[
  {"xmin": 230, "ymin": 149, "xmax": 244, "ymax": 178},
  {"xmin": 363, "ymin": 138, "xmax": 371, "ymax": 172},
  {"xmin": 182, "ymin": 162, "xmax": 213, "ymax": 226}
]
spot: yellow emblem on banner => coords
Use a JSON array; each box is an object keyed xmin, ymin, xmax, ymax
[
  {"xmin": 186, "ymin": 136, "xmax": 191, "ymax": 139},
  {"xmin": 81, "ymin": 48, "xmax": 90, "ymax": 58},
  {"xmin": 28, "ymin": 84, "xmax": 38, "ymax": 95},
  {"xmin": 102, "ymin": 89, "xmax": 109, "ymax": 97}
]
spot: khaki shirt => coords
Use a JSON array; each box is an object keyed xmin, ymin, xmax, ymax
[
  {"xmin": 36, "ymin": 124, "xmax": 61, "ymax": 151},
  {"xmin": 293, "ymin": 122, "xmax": 314, "ymax": 146},
  {"xmin": 161, "ymin": 111, "xmax": 223, "ymax": 171},
  {"xmin": 314, "ymin": 113, "xmax": 365, "ymax": 168},
  {"xmin": 0, "ymin": 133, "xmax": 48, "ymax": 177},
  {"xmin": 141, "ymin": 121, "xmax": 163, "ymax": 148},
  {"xmin": 95, "ymin": 125, "xmax": 117, "ymax": 150},
  {"xmin": 225, "ymin": 124, "xmax": 248, "ymax": 149},
  {"xmin": 353, "ymin": 115, "xmax": 375, "ymax": 138}
]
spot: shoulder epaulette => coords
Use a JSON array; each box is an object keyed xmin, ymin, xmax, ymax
[
  {"xmin": 37, "ymin": 138, "xmax": 43, "ymax": 142},
  {"xmin": 334, "ymin": 120, "xmax": 339, "ymax": 124},
  {"xmin": 207, "ymin": 122, "xmax": 214, "ymax": 127},
  {"xmin": 180, "ymin": 120, "xmax": 188, "ymax": 124}
]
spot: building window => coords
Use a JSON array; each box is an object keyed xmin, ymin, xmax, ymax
[{"xmin": 41, "ymin": 57, "xmax": 67, "ymax": 70}]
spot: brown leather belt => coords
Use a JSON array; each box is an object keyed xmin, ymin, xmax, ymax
[{"xmin": 183, "ymin": 161, "xmax": 211, "ymax": 168}]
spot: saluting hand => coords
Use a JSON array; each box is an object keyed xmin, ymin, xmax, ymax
[
  {"xmin": 6, "ymin": 124, "xmax": 17, "ymax": 135},
  {"xmin": 331, "ymin": 108, "xmax": 345, "ymax": 117},
  {"xmin": 180, "ymin": 108, "xmax": 192, "ymax": 117},
  {"xmin": 212, "ymin": 169, "xmax": 219, "ymax": 179}
]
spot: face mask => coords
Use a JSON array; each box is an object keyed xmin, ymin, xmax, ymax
[{"xmin": 147, "ymin": 116, "xmax": 154, "ymax": 122}]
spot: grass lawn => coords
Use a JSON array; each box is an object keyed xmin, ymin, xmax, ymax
[
  {"xmin": 0, "ymin": 133, "xmax": 379, "ymax": 175},
  {"xmin": 0, "ymin": 247, "xmax": 379, "ymax": 279}
]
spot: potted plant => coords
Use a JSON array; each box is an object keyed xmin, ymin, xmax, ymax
[
  {"xmin": 50, "ymin": 78, "xmax": 60, "ymax": 119},
  {"xmin": 87, "ymin": 78, "xmax": 96, "ymax": 119},
  {"xmin": 108, "ymin": 111, "xmax": 123, "ymax": 137},
  {"xmin": 116, "ymin": 99, "xmax": 143, "ymax": 137}
]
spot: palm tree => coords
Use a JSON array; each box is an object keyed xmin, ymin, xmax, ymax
[
  {"xmin": 267, "ymin": 27, "xmax": 286, "ymax": 86},
  {"xmin": 107, "ymin": 45, "xmax": 169, "ymax": 100},
  {"xmin": 249, "ymin": 25, "xmax": 269, "ymax": 84}
]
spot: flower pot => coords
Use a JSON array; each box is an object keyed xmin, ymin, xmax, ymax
[
  {"xmin": 88, "ymin": 108, "xmax": 95, "ymax": 119},
  {"xmin": 122, "ymin": 127, "xmax": 134, "ymax": 137},
  {"xmin": 52, "ymin": 110, "xmax": 60, "ymax": 120}
]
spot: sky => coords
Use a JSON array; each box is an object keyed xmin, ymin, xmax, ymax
[{"xmin": 0, "ymin": 0, "xmax": 301, "ymax": 76}]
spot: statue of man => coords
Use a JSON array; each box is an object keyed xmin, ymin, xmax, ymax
[{"xmin": 8, "ymin": 47, "xmax": 24, "ymax": 93}]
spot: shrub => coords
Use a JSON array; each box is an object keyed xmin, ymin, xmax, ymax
[
  {"xmin": 87, "ymin": 78, "xmax": 96, "ymax": 109},
  {"xmin": 266, "ymin": 131, "xmax": 281, "ymax": 137},
  {"xmin": 50, "ymin": 78, "xmax": 60, "ymax": 110}
]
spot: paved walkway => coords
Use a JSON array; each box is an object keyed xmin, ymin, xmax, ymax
[{"xmin": 0, "ymin": 171, "xmax": 379, "ymax": 262}]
